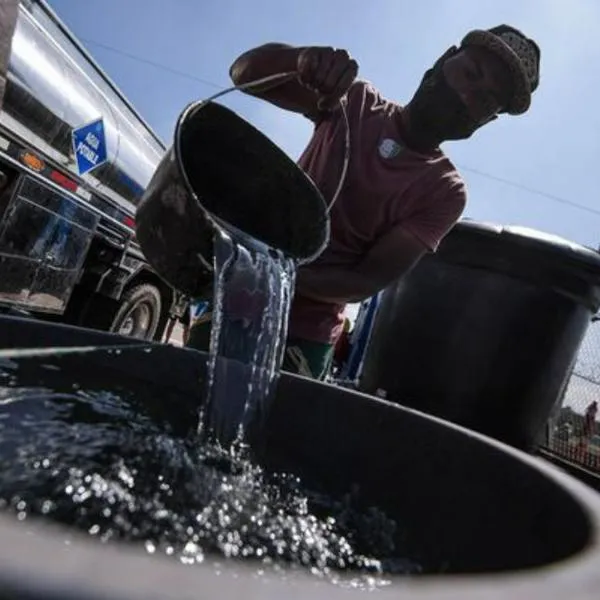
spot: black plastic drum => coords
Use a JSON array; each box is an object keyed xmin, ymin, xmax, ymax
[
  {"xmin": 0, "ymin": 316, "xmax": 599, "ymax": 598},
  {"xmin": 359, "ymin": 220, "xmax": 600, "ymax": 450}
]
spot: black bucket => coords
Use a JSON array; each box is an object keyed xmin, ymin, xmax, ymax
[
  {"xmin": 359, "ymin": 220, "xmax": 600, "ymax": 451},
  {"xmin": 135, "ymin": 101, "xmax": 330, "ymax": 298},
  {"xmin": 0, "ymin": 316, "xmax": 599, "ymax": 599}
]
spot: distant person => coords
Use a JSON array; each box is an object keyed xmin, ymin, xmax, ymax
[
  {"xmin": 583, "ymin": 400, "xmax": 598, "ymax": 441},
  {"xmin": 182, "ymin": 300, "xmax": 211, "ymax": 346},
  {"xmin": 575, "ymin": 400, "xmax": 598, "ymax": 463},
  {"xmin": 187, "ymin": 25, "xmax": 541, "ymax": 380}
]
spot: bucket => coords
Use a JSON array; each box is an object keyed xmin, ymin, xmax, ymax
[
  {"xmin": 135, "ymin": 100, "xmax": 330, "ymax": 298},
  {"xmin": 359, "ymin": 220, "xmax": 600, "ymax": 450},
  {"xmin": 0, "ymin": 315, "xmax": 599, "ymax": 599}
]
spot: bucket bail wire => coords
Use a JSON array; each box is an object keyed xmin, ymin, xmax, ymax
[{"xmin": 135, "ymin": 71, "xmax": 350, "ymax": 299}]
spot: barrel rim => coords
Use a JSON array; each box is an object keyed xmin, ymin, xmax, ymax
[{"xmin": 453, "ymin": 219, "xmax": 600, "ymax": 273}]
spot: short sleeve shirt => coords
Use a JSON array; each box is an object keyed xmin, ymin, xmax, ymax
[{"xmin": 288, "ymin": 80, "xmax": 467, "ymax": 344}]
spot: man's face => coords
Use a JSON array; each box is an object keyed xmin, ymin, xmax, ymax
[
  {"xmin": 409, "ymin": 45, "xmax": 513, "ymax": 142},
  {"xmin": 444, "ymin": 46, "xmax": 513, "ymax": 124}
]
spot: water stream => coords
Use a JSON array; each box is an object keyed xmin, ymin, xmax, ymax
[{"xmin": 200, "ymin": 226, "xmax": 295, "ymax": 450}]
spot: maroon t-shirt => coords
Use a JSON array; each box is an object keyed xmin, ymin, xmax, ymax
[{"xmin": 288, "ymin": 80, "xmax": 467, "ymax": 345}]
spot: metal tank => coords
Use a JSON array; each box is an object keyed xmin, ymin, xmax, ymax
[
  {"xmin": 358, "ymin": 220, "xmax": 600, "ymax": 451},
  {"xmin": 0, "ymin": 1, "xmax": 18, "ymax": 108},
  {"xmin": 0, "ymin": 0, "xmax": 166, "ymax": 212}
]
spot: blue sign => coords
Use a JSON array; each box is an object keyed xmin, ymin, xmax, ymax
[{"xmin": 72, "ymin": 118, "xmax": 107, "ymax": 175}]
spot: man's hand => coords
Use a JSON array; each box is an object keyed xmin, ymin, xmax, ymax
[
  {"xmin": 296, "ymin": 47, "xmax": 359, "ymax": 110},
  {"xmin": 230, "ymin": 43, "xmax": 358, "ymax": 118}
]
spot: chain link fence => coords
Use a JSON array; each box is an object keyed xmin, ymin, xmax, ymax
[{"xmin": 544, "ymin": 320, "xmax": 600, "ymax": 472}]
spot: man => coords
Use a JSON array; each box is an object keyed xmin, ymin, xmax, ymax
[
  {"xmin": 187, "ymin": 25, "xmax": 541, "ymax": 380},
  {"xmin": 577, "ymin": 400, "xmax": 599, "ymax": 462}
]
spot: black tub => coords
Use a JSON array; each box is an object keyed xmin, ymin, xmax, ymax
[
  {"xmin": 359, "ymin": 220, "xmax": 600, "ymax": 451},
  {"xmin": 0, "ymin": 315, "xmax": 599, "ymax": 599}
]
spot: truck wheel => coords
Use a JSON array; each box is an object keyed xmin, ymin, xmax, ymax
[{"xmin": 109, "ymin": 283, "xmax": 162, "ymax": 340}]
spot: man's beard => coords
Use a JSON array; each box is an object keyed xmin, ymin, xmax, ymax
[{"xmin": 408, "ymin": 66, "xmax": 480, "ymax": 143}]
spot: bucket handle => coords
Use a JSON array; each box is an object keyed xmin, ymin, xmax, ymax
[{"xmin": 188, "ymin": 70, "xmax": 351, "ymax": 215}]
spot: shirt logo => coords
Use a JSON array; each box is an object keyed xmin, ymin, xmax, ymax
[{"xmin": 378, "ymin": 138, "xmax": 402, "ymax": 159}]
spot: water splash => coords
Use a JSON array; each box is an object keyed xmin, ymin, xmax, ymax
[
  {"xmin": 201, "ymin": 227, "xmax": 296, "ymax": 449},
  {"xmin": 0, "ymin": 218, "xmax": 424, "ymax": 588},
  {"xmin": 0, "ymin": 374, "xmax": 420, "ymax": 587}
]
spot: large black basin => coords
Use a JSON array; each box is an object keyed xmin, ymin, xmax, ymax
[{"xmin": 0, "ymin": 316, "xmax": 599, "ymax": 599}]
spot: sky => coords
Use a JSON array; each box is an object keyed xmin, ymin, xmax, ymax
[{"xmin": 46, "ymin": 0, "xmax": 600, "ymax": 250}]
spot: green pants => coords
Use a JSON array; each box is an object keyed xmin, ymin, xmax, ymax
[{"xmin": 186, "ymin": 318, "xmax": 334, "ymax": 381}]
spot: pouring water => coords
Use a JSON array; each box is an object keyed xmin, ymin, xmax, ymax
[{"xmin": 135, "ymin": 76, "xmax": 345, "ymax": 449}]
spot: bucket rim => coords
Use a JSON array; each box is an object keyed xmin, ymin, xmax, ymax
[{"xmin": 172, "ymin": 99, "xmax": 330, "ymax": 265}]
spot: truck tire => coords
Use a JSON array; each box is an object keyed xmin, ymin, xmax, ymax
[{"xmin": 108, "ymin": 283, "xmax": 162, "ymax": 340}]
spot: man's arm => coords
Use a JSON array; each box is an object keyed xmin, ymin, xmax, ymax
[
  {"xmin": 230, "ymin": 44, "xmax": 358, "ymax": 118},
  {"xmin": 295, "ymin": 225, "xmax": 428, "ymax": 304},
  {"xmin": 297, "ymin": 178, "xmax": 467, "ymax": 304}
]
